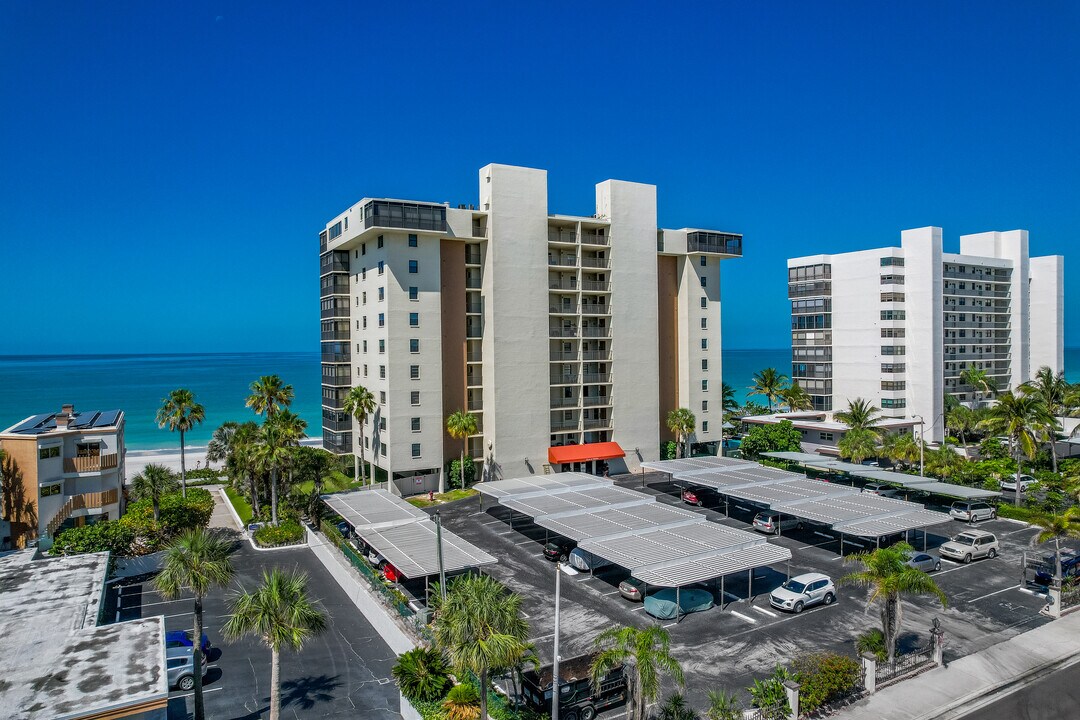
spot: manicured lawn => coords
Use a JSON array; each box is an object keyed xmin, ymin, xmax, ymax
[
  {"xmin": 406, "ymin": 488, "xmax": 478, "ymax": 508},
  {"xmin": 294, "ymin": 471, "xmax": 366, "ymax": 495},
  {"xmin": 224, "ymin": 486, "xmax": 254, "ymax": 525}
]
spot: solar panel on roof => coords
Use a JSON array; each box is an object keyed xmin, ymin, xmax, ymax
[
  {"xmin": 93, "ymin": 410, "xmax": 121, "ymax": 428},
  {"xmin": 6, "ymin": 413, "xmax": 52, "ymax": 434}
]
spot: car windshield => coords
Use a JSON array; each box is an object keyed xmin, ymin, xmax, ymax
[
  {"xmin": 953, "ymin": 534, "xmax": 978, "ymax": 545},
  {"xmin": 782, "ymin": 580, "xmax": 807, "ymax": 593}
]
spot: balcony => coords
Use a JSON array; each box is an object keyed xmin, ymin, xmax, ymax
[
  {"xmin": 582, "ymin": 395, "xmax": 612, "ymax": 407},
  {"xmin": 322, "ymin": 430, "xmax": 353, "ymax": 454},
  {"xmin": 322, "ymin": 416, "xmax": 353, "ymax": 432},
  {"xmin": 323, "ymin": 394, "xmax": 347, "ymax": 410},
  {"xmin": 581, "ymin": 305, "xmax": 609, "ymax": 315},
  {"xmin": 550, "ymin": 304, "xmax": 579, "ymax": 315},
  {"xmin": 322, "ymin": 371, "xmax": 352, "ymax": 386},
  {"xmin": 582, "ymin": 373, "xmax": 611, "ymax": 383},
  {"xmin": 465, "ymin": 248, "xmax": 483, "ymax": 265},
  {"xmin": 548, "ymin": 230, "xmax": 578, "ymax": 244},
  {"xmin": 581, "ymin": 327, "xmax": 611, "ymax": 338},
  {"xmin": 550, "ymin": 351, "xmax": 579, "ymax": 361},
  {"xmin": 467, "ymin": 351, "xmax": 482, "ymax": 362},
  {"xmin": 320, "ymin": 281, "xmax": 350, "ymax": 298},
  {"xmin": 550, "ymin": 419, "xmax": 580, "ymax": 431},
  {"xmin": 580, "ymin": 257, "xmax": 609, "ymax": 269},
  {"xmin": 466, "ymin": 372, "xmax": 482, "ymax": 387},
  {"xmin": 46, "ymin": 488, "xmax": 120, "ymax": 536},
  {"xmin": 687, "ymin": 231, "xmax": 742, "ymax": 256},
  {"xmin": 549, "ymin": 280, "xmax": 578, "ymax": 291},
  {"xmin": 466, "ymin": 325, "xmax": 483, "ymax": 338},
  {"xmin": 64, "ymin": 454, "xmax": 119, "ymax": 474},
  {"xmin": 320, "ymin": 253, "xmax": 349, "ymax": 274},
  {"xmin": 943, "ymin": 270, "xmax": 1011, "ymax": 282},
  {"xmin": 360, "ymin": 199, "xmax": 447, "ymax": 233},
  {"xmin": 551, "ymin": 373, "xmax": 580, "ymax": 385},
  {"xmin": 581, "ymin": 281, "xmax": 610, "ymax": 292},
  {"xmin": 787, "ymin": 282, "xmax": 832, "ymax": 299},
  {"xmin": 320, "ymin": 303, "xmax": 350, "ymax": 319},
  {"xmin": 321, "ymin": 329, "xmax": 350, "ymax": 341},
  {"xmin": 466, "ymin": 302, "xmax": 483, "ymax": 314},
  {"xmin": 943, "ymin": 287, "xmax": 1011, "ymax": 299},
  {"xmin": 321, "ymin": 348, "xmax": 351, "ymax": 363},
  {"xmin": 580, "ymin": 233, "xmax": 609, "ymax": 246},
  {"xmin": 549, "ymin": 256, "xmax": 578, "ymax": 267},
  {"xmin": 583, "ymin": 418, "xmax": 611, "ymax": 430},
  {"xmin": 551, "ymin": 396, "xmax": 579, "ymax": 408},
  {"xmin": 550, "ymin": 327, "xmax": 578, "ymax": 338},
  {"xmin": 582, "ymin": 351, "xmax": 611, "ymax": 362},
  {"xmin": 466, "ymin": 276, "xmax": 483, "ymax": 289}
]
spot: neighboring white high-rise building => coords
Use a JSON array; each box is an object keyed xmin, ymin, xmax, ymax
[
  {"xmin": 787, "ymin": 227, "xmax": 1064, "ymax": 442},
  {"xmin": 319, "ymin": 164, "xmax": 742, "ymax": 491}
]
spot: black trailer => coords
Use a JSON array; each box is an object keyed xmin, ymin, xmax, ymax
[{"xmin": 520, "ymin": 654, "xmax": 626, "ymax": 720}]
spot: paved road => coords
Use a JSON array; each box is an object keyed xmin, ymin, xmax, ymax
[
  {"xmin": 106, "ymin": 536, "xmax": 399, "ymax": 720},
  {"xmin": 959, "ymin": 659, "xmax": 1080, "ymax": 720}
]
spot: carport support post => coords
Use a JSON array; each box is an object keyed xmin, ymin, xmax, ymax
[
  {"xmin": 720, "ymin": 575, "xmax": 725, "ymax": 608},
  {"xmin": 552, "ymin": 561, "xmax": 561, "ymax": 720},
  {"xmin": 748, "ymin": 568, "xmax": 753, "ymax": 600},
  {"xmin": 435, "ymin": 511, "xmax": 447, "ymax": 602},
  {"xmin": 840, "ymin": 534, "xmax": 845, "ymax": 557},
  {"xmin": 677, "ymin": 586, "xmax": 682, "ymax": 623}
]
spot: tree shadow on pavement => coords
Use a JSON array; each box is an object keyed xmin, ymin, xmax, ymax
[{"xmin": 280, "ymin": 674, "xmax": 342, "ymax": 711}]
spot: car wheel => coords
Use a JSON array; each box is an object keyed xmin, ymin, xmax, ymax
[
  {"xmin": 987, "ymin": 548, "xmax": 997, "ymax": 559},
  {"xmin": 178, "ymin": 675, "xmax": 195, "ymax": 691},
  {"xmin": 823, "ymin": 592, "xmax": 835, "ymax": 605},
  {"xmin": 581, "ymin": 706, "xmax": 597, "ymax": 720},
  {"xmin": 934, "ymin": 562, "xmax": 941, "ymax": 571},
  {"xmin": 793, "ymin": 601, "xmax": 804, "ymax": 613},
  {"xmin": 964, "ymin": 554, "xmax": 972, "ymax": 564},
  {"xmin": 990, "ymin": 511, "xmax": 997, "ymax": 520},
  {"xmin": 564, "ymin": 711, "xmax": 579, "ymax": 720}
]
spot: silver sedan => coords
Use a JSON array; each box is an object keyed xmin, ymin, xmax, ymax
[{"xmin": 906, "ymin": 552, "xmax": 942, "ymax": 573}]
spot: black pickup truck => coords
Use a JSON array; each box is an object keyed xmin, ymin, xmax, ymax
[{"xmin": 520, "ymin": 653, "xmax": 626, "ymax": 720}]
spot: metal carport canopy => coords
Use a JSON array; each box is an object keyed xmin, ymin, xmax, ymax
[
  {"xmin": 897, "ymin": 481, "xmax": 1002, "ymax": 500},
  {"xmin": 473, "ymin": 472, "xmax": 609, "ymax": 500},
  {"xmin": 634, "ymin": 542, "xmax": 793, "ymax": 587},
  {"xmin": 500, "ymin": 485, "xmax": 652, "ymax": 518},
  {"xmin": 762, "ymin": 451, "xmax": 835, "ymax": 464},
  {"xmin": 358, "ymin": 519, "xmax": 497, "ymax": 579},
  {"xmin": 534, "ymin": 501, "xmax": 705, "ymax": 542},
  {"xmin": 834, "ymin": 508, "xmax": 954, "ymax": 538},
  {"xmin": 322, "ymin": 489, "xmax": 429, "ymax": 531},
  {"xmin": 674, "ymin": 464, "xmax": 809, "ymax": 491},
  {"xmin": 640, "ymin": 456, "xmax": 754, "ymax": 474},
  {"xmin": 857, "ymin": 469, "xmax": 935, "ymax": 488},
  {"xmin": 773, "ymin": 493, "xmax": 941, "ymax": 528},
  {"xmin": 718, "ymin": 478, "xmax": 861, "ymax": 509}
]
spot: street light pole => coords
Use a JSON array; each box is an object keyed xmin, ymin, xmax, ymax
[
  {"xmin": 552, "ymin": 561, "xmax": 561, "ymax": 720},
  {"xmin": 434, "ymin": 510, "xmax": 447, "ymax": 602}
]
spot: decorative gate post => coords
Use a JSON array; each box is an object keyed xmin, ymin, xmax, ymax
[
  {"xmin": 783, "ymin": 680, "xmax": 800, "ymax": 718},
  {"xmin": 862, "ymin": 652, "xmax": 877, "ymax": 694},
  {"xmin": 931, "ymin": 618, "xmax": 945, "ymax": 666}
]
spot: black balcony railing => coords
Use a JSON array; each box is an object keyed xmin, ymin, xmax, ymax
[
  {"xmin": 361, "ymin": 200, "xmax": 447, "ymax": 232},
  {"xmin": 687, "ymin": 231, "xmax": 743, "ymax": 256},
  {"xmin": 322, "ymin": 430, "xmax": 352, "ymax": 454}
]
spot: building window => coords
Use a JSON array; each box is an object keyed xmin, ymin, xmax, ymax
[
  {"xmin": 409, "ymin": 260, "xmax": 419, "ymax": 274},
  {"xmin": 881, "ymin": 398, "xmax": 907, "ymax": 409},
  {"xmin": 378, "ymin": 287, "xmax": 385, "ymax": 301},
  {"xmin": 701, "ymin": 318, "xmax": 707, "ymax": 329},
  {"xmin": 701, "ymin": 359, "xmax": 708, "ymax": 371},
  {"xmin": 411, "ymin": 417, "xmax": 421, "ymax": 432},
  {"xmin": 40, "ymin": 483, "xmax": 62, "ymax": 496},
  {"xmin": 410, "ymin": 339, "xmax": 420, "ymax": 353},
  {"xmin": 380, "ymin": 391, "xmax": 386, "ymax": 405},
  {"xmin": 408, "ymin": 234, "xmax": 418, "ymax": 247},
  {"xmin": 700, "ymin": 297, "xmax": 707, "ymax": 309},
  {"xmin": 361, "ymin": 242, "xmax": 366, "ymax": 256},
  {"xmin": 344, "ymin": 216, "xmax": 348, "ymax": 231},
  {"xmin": 701, "ymin": 338, "xmax": 708, "ymax": 350},
  {"xmin": 702, "ymin": 421, "xmax": 709, "ymax": 433},
  {"xmin": 409, "ymin": 312, "xmax": 419, "ymax": 327},
  {"xmin": 411, "ymin": 391, "xmax": 420, "ymax": 406},
  {"xmin": 363, "ymin": 364, "xmax": 368, "ymax": 377},
  {"xmin": 700, "ymin": 256, "xmax": 707, "ymax": 267},
  {"xmin": 381, "ymin": 444, "xmax": 387, "ymax": 457},
  {"xmin": 361, "ymin": 268, "xmax": 366, "ymax": 280},
  {"xmin": 379, "ymin": 365, "xmax": 386, "ymax": 379},
  {"xmin": 409, "ymin": 286, "xmax": 418, "ymax": 301},
  {"xmin": 700, "ymin": 276, "xmax": 706, "ymax": 287},
  {"xmin": 820, "ymin": 432, "xmax": 834, "ymax": 441},
  {"xmin": 363, "ymin": 316, "xmax": 368, "ymax": 329},
  {"xmin": 362, "ymin": 340, "xmax": 368, "ymax": 353},
  {"xmin": 379, "ymin": 417, "xmax": 387, "ymax": 431},
  {"xmin": 378, "ymin": 313, "xmax": 385, "ymax": 327},
  {"xmin": 379, "ymin": 339, "xmax": 385, "ymax": 353},
  {"xmin": 378, "ymin": 260, "xmax": 385, "ymax": 275},
  {"xmin": 412, "ymin": 443, "xmax": 421, "ymax": 458},
  {"xmin": 410, "ymin": 365, "xmax": 420, "ymax": 379},
  {"xmin": 378, "ymin": 235, "xmax": 384, "ymax": 249},
  {"xmin": 702, "ymin": 400, "xmax": 708, "ymax": 412},
  {"xmin": 362, "ymin": 291, "xmax": 367, "ymax": 305},
  {"xmin": 701, "ymin": 379, "xmax": 709, "ymax": 391},
  {"xmin": 38, "ymin": 446, "xmax": 61, "ymax": 459}
]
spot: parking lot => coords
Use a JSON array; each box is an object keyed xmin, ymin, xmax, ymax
[
  {"xmin": 104, "ymin": 538, "xmax": 399, "ymax": 720},
  {"xmin": 439, "ymin": 472, "xmax": 1058, "ymax": 708}
]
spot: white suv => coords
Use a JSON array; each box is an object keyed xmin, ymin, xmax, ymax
[
  {"xmin": 939, "ymin": 530, "xmax": 999, "ymax": 563},
  {"xmin": 769, "ymin": 573, "xmax": 836, "ymax": 613},
  {"xmin": 949, "ymin": 501, "xmax": 996, "ymax": 523}
]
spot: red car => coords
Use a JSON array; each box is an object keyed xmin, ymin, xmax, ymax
[
  {"xmin": 680, "ymin": 487, "xmax": 717, "ymax": 507},
  {"xmin": 382, "ymin": 563, "xmax": 401, "ymax": 583}
]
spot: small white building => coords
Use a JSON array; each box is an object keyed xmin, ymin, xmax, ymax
[{"xmin": 787, "ymin": 227, "xmax": 1064, "ymax": 442}]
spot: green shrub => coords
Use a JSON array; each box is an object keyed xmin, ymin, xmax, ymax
[
  {"xmin": 321, "ymin": 519, "xmax": 345, "ymax": 548},
  {"xmin": 411, "ymin": 699, "xmax": 443, "ymax": 720},
  {"xmin": 449, "ymin": 457, "xmax": 476, "ymax": 489},
  {"xmin": 792, "ymin": 651, "xmax": 863, "ymax": 713},
  {"xmin": 748, "ymin": 665, "xmax": 792, "ymax": 716},
  {"xmin": 392, "ymin": 647, "xmax": 452, "ymax": 703},
  {"xmin": 185, "ymin": 467, "xmax": 224, "ymax": 482},
  {"xmin": 224, "ymin": 486, "xmax": 254, "ymax": 525},
  {"xmin": 740, "ymin": 420, "xmax": 803, "ymax": 460},
  {"xmin": 442, "ymin": 684, "xmax": 481, "ymax": 720},
  {"xmin": 855, "ymin": 629, "xmax": 887, "ymax": 662},
  {"xmin": 979, "ymin": 437, "xmax": 1009, "ymax": 460},
  {"xmin": 253, "ymin": 519, "xmax": 304, "ymax": 547},
  {"xmin": 50, "ymin": 521, "xmax": 136, "ymax": 556},
  {"xmin": 664, "ymin": 441, "xmax": 678, "ymax": 460}
]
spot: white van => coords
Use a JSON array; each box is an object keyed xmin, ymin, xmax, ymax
[{"xmin": 568, "ymin": 548, "xmax": 611, "ymax": 572}]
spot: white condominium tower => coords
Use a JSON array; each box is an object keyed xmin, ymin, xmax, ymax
[
  {"xmin": 787, "ymin": 227, "xmax": 1064, "ymax": 442},
  {"xmin": 319, "ymin": 163, "xmax": 741, "ymax": 489}
]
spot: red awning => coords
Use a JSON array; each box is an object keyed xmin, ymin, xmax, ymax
[{"xmin": 548, "ymin": 441, "xmax": 626, "ymax": 465}]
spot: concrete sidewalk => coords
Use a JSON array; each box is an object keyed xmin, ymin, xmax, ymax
[{"xmin": 834, "ymin": 609, "xmax": 1080, "ymax": 719}]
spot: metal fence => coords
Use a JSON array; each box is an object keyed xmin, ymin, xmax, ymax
[
  {"xmin": 876, "ymin": 645, "xmax": 933, "ymax": 685},
  {"xmin": 744, "ymin": 703, "xmax": 789, "ymax": 720}
]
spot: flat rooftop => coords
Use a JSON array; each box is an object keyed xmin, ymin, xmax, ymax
[
  {"xmin": 0, "ymin": 550, "xmax": 167, "ymax": 719},
  {"xmin": 2, "ymin": 408, "xmax": 123, "ymax": 436},
  {"xmin": 740, "ymin": 412, "xmax": 918, "ymax": 432}
]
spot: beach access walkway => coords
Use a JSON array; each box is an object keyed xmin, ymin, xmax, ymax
[{"xmin": 209, "ymin": 487, "xmax": 241, "ymax": 531}]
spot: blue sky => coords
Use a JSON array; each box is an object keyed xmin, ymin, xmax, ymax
[{"xmin": 1, "ymin": 1, "xmax": 1076, "ymax": 353}]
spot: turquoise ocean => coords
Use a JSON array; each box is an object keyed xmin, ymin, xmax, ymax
[{"xmin": 0, "ymin": 349, "xmax": 1077, "ymax": 451}]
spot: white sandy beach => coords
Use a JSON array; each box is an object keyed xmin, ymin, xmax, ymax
[{"xmin": 123, "ymin": 438, "xmax": 322, "ymax": 480}]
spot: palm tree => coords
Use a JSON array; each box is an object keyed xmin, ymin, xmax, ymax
[
  {"xmin": 657, "ymin": 693, "xmax": 698, "ymax": 720},
  {"xmin": 705, "ymin": 690, "xmax": 743, "ymax": 720},
  {"xmin": 342, "ymin": 385, "xmax": 376, "ymax": 485},
  {"xmin": 156, "ymin": 529, "xmax": 234, "ymax": 720},
  {"xmin": 274, "ymin": 409, "xmax": 308, "ymax": 514},
  {"xmin": 254, "ymin": 415, "xmax": 298, "ymax": 525},
  {"xmin": 230, "ymin": 421, "xmax": 263, "ymax": 516},
  {"xmin": 946, "ymin": 405, "xmax": 977, "ymax": 449},
  {"xmin": 131, "ymin": 463, "xmax": 178, "ymax": 521},
  {"xmin": 434, "ymin": 574, "xmax": 530, "ymax": 720},
  {"xmin": 442, "ymin": 684, "xmax": 482, "ymax": 720},
  {"xmin": 721, "ymin": 382, "xmax": 739, "ymax": 415},
  {"xmin": 838, "ymin": 428, "xmax": 878, "ymax": 464},
  {"xmin": 590, "ymin": 625, "xmax": 684, "ymax": 720},
  {"xmin": 980, "ymin": 390, "xmax": 1049, "ymax": 506},
  {"xmin": 156, "ymin": 388, "xmax": 206, "ymax": 498},
  {"xmin": 246, "ymin": 374, "xmax": 295, "ymax": 420},
  {"xmin": 882, "ymin": 432, "xmax": 921, "ymax": 470},
  {"xmin": 224, "ymin": 569, "xmax": 328, "ymax": 720},
  {"xmin": 391, "ymin": 647, "xmax": 453, "ymax": 703},
  {"xmin": 1032, "ymin": 508, "xmax": 1080, "ymax": 590},
  {"xmin": 840, "ymin": 542, "xmax": 947, "ymax": 666},
  {"xmin": 959, "ymin": 366, "xmax": 997, "ymax": 406},
  {"xmin": 205, "ymin": 420, "xmax": 239, "ymax": 469},
  {"xmin": 924, "ymin": 444, "xmax": 966, "ymax": 481},
  {"xmin": 445, "ymin": 410, "xmax": 479, "ymax": 493},
  {"xmin": 778, "ymin": 382, "xmax": 813, "ymax": 412},
  {"xmin": 666, "ymin": 408, "xmax": 696, "ymax": 459},
  {"xmin": 835, "ymin": 398, "xmax": 882, "ymax": 434},
  {"xmin": 748, "ymin": 368, "xmax": 789, "ymax": 412},
  {"xmin": 1021, "ymin": 367, "xmax": 1068, "ymax": 472}
]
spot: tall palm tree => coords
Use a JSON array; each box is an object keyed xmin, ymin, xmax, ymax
[
  {"xmin": 1032, "ymin": 508, "xmax": 1080, "ymax": 589},
  {"xmin": 666, "ymin": 408, "xmax": 696, "ymax": 459},
  {"xmin": 840, "ymin": 542, "xmax": 947, "ymax": 665},
  {"xmin": 1021, "ymin": 367, "xmax": 1068, "ymax": 472},
  {"xmin": 959, "ymin": 366, "xmax": 997, "ymax": 406},
  {"xmin": 980, "ymin": 390, "xmax": 1049, "ymax": 506},
  {"xmin": 590, "ymin": 625, "xmax": 685, "ymax": 720},
  {"xmin": 246, "ymin": 374, "xmax": 295, "ymax": 420},
  {"xmin": 838, "ymin": 428, "xmax": 878, "ymax": 464},
  {"xmin": 224, "ymin": 569, "xmax": 328, "ymax": 720},
  {"xmin": 156, "ymin": 388, "xmax": 206, "ymax": 498},
  {"xmin": 342, "ymin": 385, "xmax": 376, "ymax": 485},
  {"xmin": 721, "ymin": 382, "xmax": 739, "ymax": 415},
  {"xmin": 924, "ymin": 444, "xmax": 966, "ymax": 481},
  {"xmin": 434, "ymin": 574, "xmax": 530, "ymax": 720},
  {"xmin": 778, "ymin": 382, "xmax": 813, "ymax": 412},
  {"xmin": 156, "ymin": 529, "xmax": 234, "ymax": 720},
  {"xmin": 945, "ymin": 405, "xmax": 977, "ymax": 449},
  {"xmin": 748, "ymin": 368, "xmax": 789, "ymax": 412},
  {"xmin": 274, "ymin": 409, "xmax": 308, "ymax": 511},
  {"xmin": 445, "ymin": 410, "xmax": 478, "ymax": 494},
  {"xmin": 230, "ymin": 421, "xmax": 262, "ymax": 516},
  {"xmin": 835, "ymin": 398, "xmax": 882, "ymax": 434},
  {"xmin": 254, "ymin": 413, "xmax": 304, "ymax": 525},
  {"xmin": 205, "ymin": 420, "xmax": 239, "ymax": 469},
  {"xmin": 131, "ymin": 463, "xmax": 178, "ymax": 521},
  {"xmin": 882, "ymin": 432, "xmax": 921, "ymax": 470}
]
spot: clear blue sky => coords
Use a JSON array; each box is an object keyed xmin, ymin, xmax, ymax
[{"xmin": 1, "ymin": 1, "xmax": 1076, "ymax": 353}]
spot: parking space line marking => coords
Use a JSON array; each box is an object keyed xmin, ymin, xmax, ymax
[
  {"xmin": 520, "ymin": 612, "xmax": 530, "ymax": 618},
  {"xmin": 632, "ymin": 606, "xmax": 646, "ymax": 612},
  {"xmin": 935, "ymin": 564, "xmax": 976, "ymax": 576},
  {"xmin": 728, "ymin": 602, "xmax": 838, "ymax": 638},
  {"xmin": 1000, "ymin": 518, "xmax": 1030, "ymax": 526},
  {"xmin": 966, "ymin": 586, "xmax": 1022, "ymax": 603},
  {"xmin": 752, "ymin": 606, "xmax": 777, "ymax": 617},
  {"xmin": 164, "ymin": 612, "xmax": 194, "ymax": 619},
  {"xmin": 495, "ymin": 531, "xmax": 515, "ymax": 536},
  {"xmin": 514, "ymin": 539, "xmax": 535, "ymax": 546},
  {"xmin": 529, "ymin": 633, "xmax": 555, "ymax": 642},
  {"xmin": 796, "ymin": 540, "xmax": 836, "ymax": 550},
  {"xmin": 729, "ymin": 611, "xmax": 757, "ymax": 624},
  {"xmin": 123, "ymin": 597, "xmax": 194, "ymax": 608},
  {"xmin": 600, "ymin": 590, "xmax": 620, "ymax": 596},
  {"xmin": 814, "ymin": 531, "xmax": 833, "ymax": 539},
  {"xmin": 663, "ymin": 622, "xmax": 678, "ymax": 628},
  {"xmin": 1002, "ymin": 526, "xmax": 1039, "ymax": 536},
  {"xmin": 170, "ymin": 686, "xmax": 223, "ymax": 699}
]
